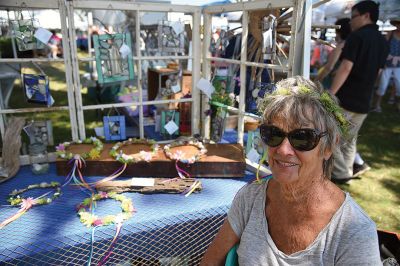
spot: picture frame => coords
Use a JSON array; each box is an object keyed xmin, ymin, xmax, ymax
[
  {"xmin": 158, "ymin": 21, "xmax": 185, "ymax": 53},
  {"xmin": 93, "ymin": 33, "xmax": 134, "ymax": 84},
  {"xmin": 24, "ymin": 120, "xmax": 54, "ymax": 146},
  {"xmin": 10, "ymin": 19, "xmax": 45, "ymax": 51},
  {"xmin": 160, "ymin": 110, "xmax": 180, "ymax": 137},
  {"xmin": 246, "ymin": 129, "xmax": 264, "ymax": 155},
  {"xmin": 103, "ymin": 115, "xmax": 126, "ymax": 141},
  {"xmin": 22, "ymin": 73, "xmax": 50, "ymax": 106}
]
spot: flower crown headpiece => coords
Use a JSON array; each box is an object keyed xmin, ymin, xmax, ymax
[{"xmin": 258, "ymin": 85, "xmax": 349, "ymax": 135}]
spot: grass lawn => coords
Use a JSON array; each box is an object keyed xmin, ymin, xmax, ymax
[
  {"xmin": 339, "ymin": 101, "xmax": 400, "ymax": 232},
  {"xmin": 3, "ymin": 54, "xmax": 400, "ymax": 232}
]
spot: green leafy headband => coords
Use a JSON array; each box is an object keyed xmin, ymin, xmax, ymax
[{"xmin": 258, "ymin": 85, "xmax": 349, "ymax": 135}]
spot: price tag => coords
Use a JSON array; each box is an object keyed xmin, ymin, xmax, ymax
[
  {"xmin": 196, "ymin": 78, "xmax": 215, "ymax": 99},
  {"xmin": 247, "ymin": 148, "xmax": 260, "ymax": 164},
  {"xmin": 131, "ymin": 178, "xmax": 155, "ymax": 187},
  {"xmin": 34, "ymin": 28, "xmax": 52, "ymax": 44},
  {"xmin": 164, "ymin": 120, "xmax": 179, "ymax": 135},
  {"xmin": 171, "ymin": 21, "xmax": 184, "ymax": 35},
  {"xmin": 47, "ymin": 95, "xmax": 55, "ymax": 107},
  {"xmin": 171, "ymin": 84, "xmax": 181, "ymax": 94},
  {"xmin": 119, "ymin": 43, "xmax": 131, "ymax": 59}
]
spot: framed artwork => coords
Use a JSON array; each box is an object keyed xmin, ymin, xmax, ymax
[
  {"xmin": 93, "ymin": 33, "xmax": 134, "ymax": 84},
  {"xmin": 10, "ymin": 19, "xmax": 45, "ymax": 51},
  {"xmin": 160, "ymin": 110, "xmax": 180, "ymax": 137},
  {"xmin": 246, "ymin": 129, "xmax": 265, "ymax": 155},
  {"xmin": 103, "ymin": 115, "xmax": 126, "ymax": 141},
  {"xmin": 158, "ymin": 21, "xmax": 185, "ymax": 53},
  {"xmin": 24, "ymin": 120, "xmax": 54, "ymax": 146},
  {"xmin": 210, "ymin": 106, "xmax": 227, "ymax": 142},
  {"xmin": 22, "ymin": 74, "xmax": 50, "ymax": 106},
  {"xmin": 262, "ymin": 14, "xmax": 277, "ymax": 61}
]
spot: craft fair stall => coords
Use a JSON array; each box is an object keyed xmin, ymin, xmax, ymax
[{"xmin": 0, "ymin": 0, "xmax": 312, "ymax": 264}]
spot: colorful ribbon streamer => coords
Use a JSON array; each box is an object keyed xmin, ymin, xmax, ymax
[
  {"xmin": 0, "ymin": 198, "xmax": 36, "ymax": 229},
  {"xmin": 93, "ymin": 163, "xmax": 127, "ymax": 187},
  {"xmin": 97, "ymin": 223, "xmax": 122, "ymax": 266},
  {"xmin": 175, "ymin": 161, "xmax": 191, "ymax": 179}
]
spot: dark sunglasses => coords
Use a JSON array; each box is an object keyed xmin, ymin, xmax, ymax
[{"xmin": 259, "ymin": 125, "xmax": 327, "ymax": 151}]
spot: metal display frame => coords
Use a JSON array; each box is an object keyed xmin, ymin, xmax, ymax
[{"xmin": 0, "ymin": 0, "xmax": 311, "ymax": 164}]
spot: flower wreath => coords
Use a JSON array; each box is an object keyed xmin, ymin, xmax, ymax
[
  {"xmin": 8, "ymin": 182, "xmax": 61, "ymax": 206},
  {"xmin": 109, "ymin": 138, "xmax": 159, "ymax": 164},
  {"xmin": 257, "ymin": 85, "xmax": 350, "ymax": 135},
  {"xmin": 56, "ymin": 137, "xmax": 104, "ymax": 160},
  {"xmin": 76, "ymin": 192, "xmax": 135, "ymax": 227},
  {"xmin": 163, "ymin": 139, "xmax": 207, "ymax": 164}
]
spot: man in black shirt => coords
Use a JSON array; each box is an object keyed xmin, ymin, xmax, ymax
[{"xmin": 329, "ymin": 0, "xmax": 388, "ymax": 183}]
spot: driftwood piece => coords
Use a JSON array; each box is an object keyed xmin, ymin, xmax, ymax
[
  {"xmin": 0, "ymin": 117, "xmax": 25, "ymax": 183},
  {"xmin": 95, "ymin": 178, "xmax": 202, "ymax": 194}
]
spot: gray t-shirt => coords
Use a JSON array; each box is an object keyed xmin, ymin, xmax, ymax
[{"xmin": 227, "ymin": 181, "xmax": 382, "ymax": 265}]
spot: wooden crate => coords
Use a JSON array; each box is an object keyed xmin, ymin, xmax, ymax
[{"xmin": 56, "ymin": 143, "xmax": 245, "ymax": 178}]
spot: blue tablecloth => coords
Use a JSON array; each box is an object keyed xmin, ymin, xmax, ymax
[{"xmin": 0, "ymin": 164, "xmax": 253, "ymax": 265}]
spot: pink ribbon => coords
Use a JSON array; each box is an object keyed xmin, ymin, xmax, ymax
[
  {"xmin": 175, "ymin": 161, "xmax": 191, "ymax": 179},
  {"xmin": 0, "ymin": 198, "xmax": 36, "ymax": 229}
]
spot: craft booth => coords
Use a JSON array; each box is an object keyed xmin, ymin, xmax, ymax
[{"xmin": 0, "ymin": 0, "xmax": 312, "ymax": 265}]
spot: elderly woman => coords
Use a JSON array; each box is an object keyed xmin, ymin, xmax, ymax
[{"xmin": 201, "ymin": 76, "xmax": 381, "ymax": 265}]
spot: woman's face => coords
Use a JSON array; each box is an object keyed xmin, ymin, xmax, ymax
[{"xmin": 267, "ymin": 118, "xmax": 330, "ymax": 185}]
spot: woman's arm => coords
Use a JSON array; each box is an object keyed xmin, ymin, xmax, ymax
[
  {"xmin": 200, "ymin": 219, "xmax": 240, "ymax": 266},
  {"xmin": 316, "ymin": 42, "xmax": 344, "ymax": 81}
]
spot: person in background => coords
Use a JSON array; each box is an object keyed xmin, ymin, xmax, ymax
[
  {"xmin": 316, "ymin": 18, "xmax": 371, "ymax": 178},
  {"xmin": 328, "ymin": 0, "xmax": 388, "ymax": 184},
  {"xmin": 373, "ymin": 18, "xmax": 400, "ymax": 113},
  {"xmin": 316, "ymin": 18, "xmax": 351, "ymax": 88},
  {"xmin": 200, "ymin": 76, "xmax": 381, "ymax": 265},
  {"xmin": 48, "ymin": 30, "xmax": 62, "ymax": 59}
]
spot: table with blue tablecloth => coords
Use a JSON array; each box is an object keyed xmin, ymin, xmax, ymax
[{"xmin": 0, "ymin": 163, "xmax": 253, "ymax": 265}]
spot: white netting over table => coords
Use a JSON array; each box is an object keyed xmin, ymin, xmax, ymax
[{"xmin": 0, "ymin": 165, "xmax": 252, "ymax": 265}]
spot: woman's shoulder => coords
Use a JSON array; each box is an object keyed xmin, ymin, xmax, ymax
[
  {"xmin": 233, "ymin": 180, "xmax": 268, "ymax": 204},
  {"xmin": 340, "ymin": 194, "xmax": 376, "ymax": 230}
]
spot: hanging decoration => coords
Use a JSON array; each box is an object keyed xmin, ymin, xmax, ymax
[
  {"xmin": 109, "ymin": 138, "xmax": 159, "ymax": 164},
  {"xmin": 93, "ymin": 33, "xmax": 134, "ymax": 84},
  {"xmin": 262, "ymin": 14, "xmax": 277, "ymax": 61},
  {"xmin": 163, "ymin": 139, "xmax": 207, "ymax": 181},
  {"xmin": 76, "ymin": 191, "xmax": 135, "ymax": 266},
  {"xmin": 160, "ymin": 110, "xmax": 180, "ymax": 138},
  {"xmin": 22, "ymin": 73, "xmax": 52, "ymax": 106},
  {"xmin": 9, "ymin": 18, "xmax": 46, "ymax": 51},
  {"xmin": 0, "ymin": 182, "xmax": 61, "ymax": 229},
  {"xmin": 158, "ymin": 21, "xmax": 185, "ymax": 53},
  {"xmin": 210, "ymin": 29, "xmax": 230, "ymax": 57},
  {"xmin": 103, "ymin": 115, "xmax": 126, "ymax": 141}
]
